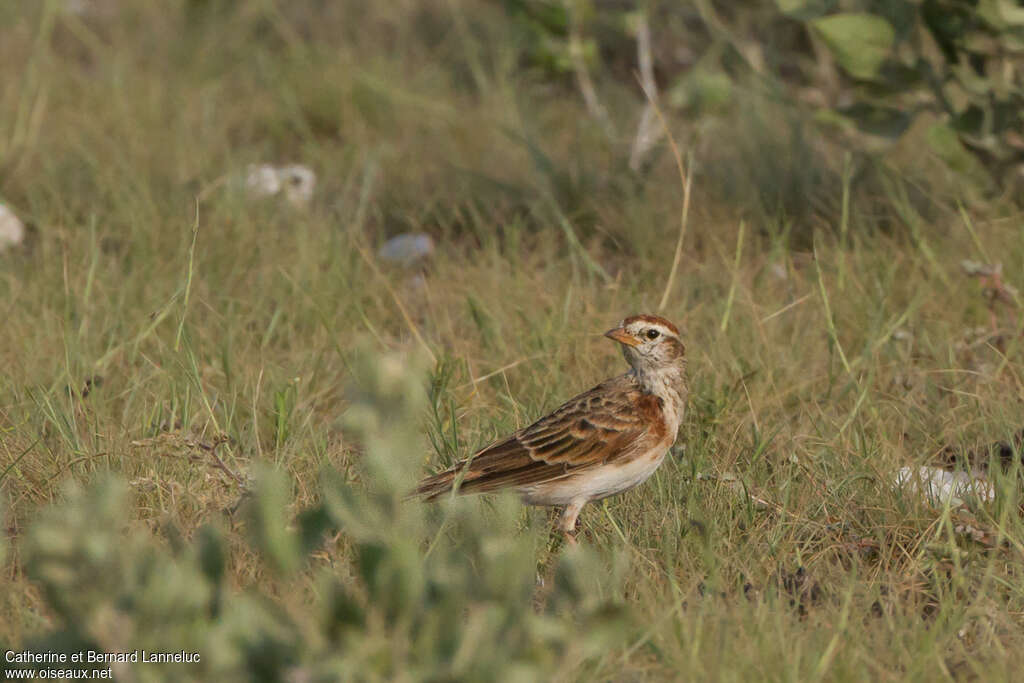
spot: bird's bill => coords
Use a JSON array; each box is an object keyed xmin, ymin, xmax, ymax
[{"xmin": 604, "ymin": 327, "xmax": 640, "ymax": 347}]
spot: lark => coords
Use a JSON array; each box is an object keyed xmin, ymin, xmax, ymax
[{"xmin": 414, "ymin": 314, "xmax": 687, "ymax": 541}]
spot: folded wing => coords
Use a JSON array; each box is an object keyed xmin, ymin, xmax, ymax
[{"xmin": 414, "ymin": 375, "xmax": 664, "ymax": 499}]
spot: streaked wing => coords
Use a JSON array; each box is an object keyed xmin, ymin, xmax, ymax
[{"xmin": 415, "ymin": 375, "xmax": 665, "ymax": 498}]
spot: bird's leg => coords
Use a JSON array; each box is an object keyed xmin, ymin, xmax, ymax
[{"xmin": 557, "ymin": 499, "xmax": 587, "ymax": 546}]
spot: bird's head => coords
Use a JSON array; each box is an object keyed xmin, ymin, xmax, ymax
[{"xmin": 604, "ymin": 314, "xmax": 686, "ymax": 375}]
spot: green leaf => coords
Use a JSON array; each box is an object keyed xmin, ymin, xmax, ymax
[
  {"xmin": 978, "ymin": 0, "xmax": 1024, "ymax": 28},
  {"xmin": 776, "ymin": 0, "xmax": 808, "ymax": 14},
  {"xmin": 247, "ymin": 467, "xmax": 301, "ymax": 575},
  {"xmin": 298, "ymin": 505, "xmax": 336, "ymax": 556},
  {"xmin": 811, "ymin": 13, "xmax": 895, "ymax": 80},
  {"xmin": 357, "ymin": 541, "xmax": 385, "ymax": 582},
  {"xmin": 927, "ymin": 123, "xmax": 969, "ymax": 167},
  {"xmin": 668, "ymin": 67, "xmax": 734, "ymax": 114},
  {"xmin": 356, "ymin": 541, "xmax": 425, "ymax": 621},
  {"xmin": 926, "ymin": 123, "xmax": 992, "ymax": 184},
  {"xmin": 196, "ymin": 524, "xmax": 227, "ymax": 586},
  {"xmin": 952, "ymin": 61, "xmax": 994, "ymax": 96},
  {"xmin": 776, "ymin": 0, "xmax": 837, "ymax": 20},
  {"xmin": 321, "ymin": 577, "xmax": 366, "ymax": 638}
]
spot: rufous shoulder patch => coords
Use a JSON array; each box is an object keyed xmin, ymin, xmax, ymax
[{"xmin": 635, "ymin": 393, "xmax": 667, "ymax": 439}]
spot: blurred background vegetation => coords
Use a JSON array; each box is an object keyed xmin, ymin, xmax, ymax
[{"xmin": 1, "ymin": 0, "xmax": 1024, "ymax": 679}]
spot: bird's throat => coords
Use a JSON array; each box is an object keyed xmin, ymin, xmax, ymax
[{"xmin": 631, "ymin": 362, "xmax": 687, "ymax": 430}]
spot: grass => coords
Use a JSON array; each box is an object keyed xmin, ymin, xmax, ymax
[{"xmin": 2, "ymin": 1, "xmax": 1024, "ymax": 679}]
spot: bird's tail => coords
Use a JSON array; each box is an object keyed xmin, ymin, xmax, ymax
[{"xmin": 408, "ymin": 466, "xmax": 460, "ymax": 501}]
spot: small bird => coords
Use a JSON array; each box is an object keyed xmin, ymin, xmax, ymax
[{"xmin": 414, "ymin": 314, "xmax": 687, "ymax": 542}]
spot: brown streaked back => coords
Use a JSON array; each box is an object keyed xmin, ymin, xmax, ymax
[{"xmin": 413, "ymin": 374, "xmax": 665, "ymax": 500}]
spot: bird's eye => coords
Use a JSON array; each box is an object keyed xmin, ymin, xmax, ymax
[{"xmin": 645, "ymin": 329, "xmax": 660, "ymax": 340}]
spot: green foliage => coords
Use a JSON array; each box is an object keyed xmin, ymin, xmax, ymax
[
  {"xmin": 508, "ymin": 0, "xmax": 1023, "ymax": 190},
  {"xmin": 810, "ymin": 13, "xmax": 895, "ymax": 80},
  {"xmin": 667, "ymin": 61, "xmax": 735, "ymax": 116},
  {"xmin": 19, "ymin": 477, "xmax": 219, "ymax": 677},
  {"xmin": 13, "ymin": 350, "xmax": 625, "ymax": 680},
  {"xmin": 801, "ymin": 1, "xmax": 1024, "ymax": 186}
]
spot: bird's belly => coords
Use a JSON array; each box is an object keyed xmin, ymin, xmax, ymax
[{"xmin": 517, "ymin": 449, "xmax": 668, "ymax": 507}]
